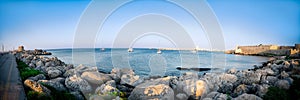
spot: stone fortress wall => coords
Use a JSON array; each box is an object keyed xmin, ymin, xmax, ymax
[{"xmin": 233, "ymin": 44, "xmax": 300, "ymax": 56}]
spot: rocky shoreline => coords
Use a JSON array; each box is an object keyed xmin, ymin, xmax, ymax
[{"xmin": 13, "ymin": 50, "xmax": 300, "ymax": 100}]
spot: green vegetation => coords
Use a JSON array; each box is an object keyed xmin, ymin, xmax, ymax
[
  {"xmin": 27, "ymin": 91, "xmax": 49, "ymax": 100},
  {"xmin": 16, "ymin": 59, "xmax": 42, "ymax": 80},
  {"xmin": 41, "ymin": 83, "xmax": 76, "ymax": 100},
  {"xmin": 263, "ymin": 77, "xmax": 300, "ymax": 100},
  {"xmin": 16, "ymin": 58, "xmax": 75, "ymax": 100}
]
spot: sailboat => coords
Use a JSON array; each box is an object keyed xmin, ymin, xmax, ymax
[
  {"xmin": 157, "ymin": 49, "xmax": 162, "ymax": 54},
  {"xmin": 101, "ymin": 48, "xmax": 105, "ymax": 51},
  {"xmin": 128, "ymin": 47, "xmax": 133, "ymax": 52},
  {"xmin": 156, "ymin": 40, "xmax": 162, "ymax": 54}
]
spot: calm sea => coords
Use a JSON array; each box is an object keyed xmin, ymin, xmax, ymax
[{"xmin": 46, "ymin": 48, "xmax": 269, "ymax": 76}]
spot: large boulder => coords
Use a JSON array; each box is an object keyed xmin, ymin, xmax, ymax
[
  {"xmin": 36, "ymin": 60, "xmax": 44, "ymax": 67},
  {"xmin": 110, "ymin": 68, "xmax": 135, "ymax": 82},
  {"xmin": 28, "ymin": 74, "xmax": 46, "ymax": 81},
  {"xmin": 237, "ymin": 71, "xmax": 262, "ymax": 85},
  {"xmin": 65, "ymin": 75, "xmax": 92, "ymax": 93},
  {"xmin": 233, "ymin": 93, "xmax": 262, "ymax": 100},
  {"xmin": 255, "ymin": 84, "xmax": 270, "ymax": 97},
  {"xmin": 24, "ymin": 79, "xmax": 51, "ymax": 96},
  {"xmin": 81, "ymin": 71, "xmax": 111, "ymax": 86},
  {"xmin": 182, "ymin": 79, "xmax": 207, "ymax": 99},
  {"xmin": 275, "ymin": 80, "xmax": 290, "ymax": 90},
  {"xmin": 48, "ymin": 69, "xmax": 62, "ymax": 79},
  {"xmin": 95, "ymin": 83, "xmax": 119, "ymax": 95},
  {"xmin": 202, "ymin": 73, "xmax": 237, "ymax": 92},
  {"xmin": 233, "ymin": 84, "xmax": 249, "ymax": 96},
  {"xmin": 120, "ymin": 74, "xmax": 144, "ymax": 87},
  {"xmin": 38, "ymin": 79, "xmax": 67, "ymax": 92},
  {"xmin": 128, "ymin": 84, "xmax": 174, "ymax": 100},
  {"xmin": 203, "ymin": 92, "xmax": 230, "ymax": 100}
]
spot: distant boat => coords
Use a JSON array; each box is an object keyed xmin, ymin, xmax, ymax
[
  {"xmin": 128, "ymin": 48, "xmax": 133, "ymax": 52},
  {"xmin": 101, "ymin": 48, "xmax": 105, "ymax": 51},
  {"xmin": 157, "ymin": 49, "xmax": 162, "ymax": 54},
  {"xmin": 192, "ymin": 48, "xmax": 197, "ymax": 53}
]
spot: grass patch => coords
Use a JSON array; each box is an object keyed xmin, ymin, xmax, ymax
[{"xmin": 16, "ymin": 59, "xmax": 42, "ymax": 80}]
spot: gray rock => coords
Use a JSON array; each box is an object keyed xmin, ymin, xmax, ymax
[
  {"xmin": 275, "ymin": 80, "xmax": 290, "ymax": 89},
  {"xmin": 280, "ymin": 71, "xmax": 289, "ymax": 79},
  {"xmin": 202, "ymin": 73, "xmax": 237, "ymax": 92},
  {"xmin": 233, "ymin": 84, "xmax": 249, "ymax": 96},
  {"xmin": 70, "ymin": 91, "xmax": 85, "ymax": 100},
  {"xmin": 81, "ymin": 71, "xmax": 111, "ymax": 86},
  {"xmin": 176, "ymin": 93, "xmax": 188, "ymax": 100},
  {"xmin": 233, "ymin": 93, "xmax": 262, "ymax": 100},
  {"xmin": 65, "ymin": 75, "xmax": 92, "ymax": 93},
  {"xmin": 179, "ymin": 72, "xmax": 198, "ymax": 81},
  {"xmin": 28, "ymin": 74, "xmax": 46, "ymax": 81},
  {"xmin": 256, "ymin": 84, "xmax": 269, "ymax": 97},
  {"xmin": 120, "ymin": 74, "xmax": 143, "ymax": 87},
  {"xmin": 48, "ymin": 69, "xmax": 62, "ymax": 78},
  {"xmin": 238, "ymin": 71, "xmax": 262, "ymax": 85},
  {"xmin": 95, "ymin": 83, "xmax": 119, "ymax": 95},
  {"xmin": 36, "ymin": 60, "xmax": 44, "ymax": 67},
  {"xmin": 256, "ymin": 68, "xmax": 274, "ymax": 76},
  {"xmin": 29, "ymin": 63, "xmax": 36, "ymax": 68},
  {"xmin": 38, "ymin": 79, "xmax": 67, "ymax": 92},
  {"xmin": 128, "ymin": 84, "xmax": 174, "ymax": 100},
  {"xmin": 204, "ymin": 92, "xmax": 230, "ymax": 100}
]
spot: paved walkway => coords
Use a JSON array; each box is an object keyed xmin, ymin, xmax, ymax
[{"xmin": 0, "ymin": 53, "xmax": 26, "ymax": 100}]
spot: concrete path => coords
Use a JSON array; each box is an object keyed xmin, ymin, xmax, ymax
[{"xmin": 0, "ymin": 53, "xmax": 26, "ymax": 100}]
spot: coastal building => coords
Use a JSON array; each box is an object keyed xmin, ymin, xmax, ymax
[
  {"xmin": 232, "ymin": 44, "xmax": 300, "ymax": 56},
  {"xmin": 17, "ymin": 46, "xmax": 24, "ymax": 52}
]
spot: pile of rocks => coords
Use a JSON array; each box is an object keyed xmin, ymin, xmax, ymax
[{"xmin": 15, "ymin": 51, "xmax": 300, "ymax": 100}]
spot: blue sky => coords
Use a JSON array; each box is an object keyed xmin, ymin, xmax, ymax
[{"xmin": 0, "ymin": 0, "xmax": 299, "ymax": 50}]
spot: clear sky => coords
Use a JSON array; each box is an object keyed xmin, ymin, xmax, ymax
[{"xmin": 0, "ymin": 0, "xmax": 299, "ymax": 50}]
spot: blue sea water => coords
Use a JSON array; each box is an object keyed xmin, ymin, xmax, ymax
[{"xmin": 46, "ymin": 48, "xmax": 269, "ymax": 76}]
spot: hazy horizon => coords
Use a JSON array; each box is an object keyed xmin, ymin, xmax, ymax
[{"xmin": 0, "ymin": 0, "xmax": 299, "ymax": 50}]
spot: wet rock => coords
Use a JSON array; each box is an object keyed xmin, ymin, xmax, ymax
[
  {"xmin": 24, "ymin": 79, "xmax": 51, "ymax": 96},
  {"xmin": 275, "ymin": 80, "xmax": 290, "ymax": 89},
  {"xmin": 233, "ymin": 93, "xmax": 262, "ymax": 100},
  {"xmin": 28, "ymin": 74, "xmax": 46, "ymax": 81},
  {"xmin": 81, "ymin": 71, "xmax": 111, "ymax": 86},
  {"xmin": 128, "ymin": 84, "xmax": 174, "ymax": 100},
  {"xmin": 65, "ymin": 75, "xmax": 92, "ymax": 93},
  {"xmin": 120, "ymin": 74, "xmax": 143, "ymax": 87}
]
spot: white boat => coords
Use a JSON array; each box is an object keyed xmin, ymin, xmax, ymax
[
  {"xmin": 128, "ymin": 48, "xmax": 133, "ymax": 52},
  {"xmin": 157, "ymin": 49, "xmax": 162, "ymax": 54},
  {"xmin": 101, "ymin": 48, "xmax": 105, "ymax": 51}
]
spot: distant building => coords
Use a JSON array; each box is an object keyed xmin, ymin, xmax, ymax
[{"xmin": 18, "ymin": 46, "xmax": 24, "ymax": 52}]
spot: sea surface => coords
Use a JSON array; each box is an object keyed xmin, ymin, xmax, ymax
[{"xmin": 46, "ymin": 48, "xmax": 269, "ymax": 76}]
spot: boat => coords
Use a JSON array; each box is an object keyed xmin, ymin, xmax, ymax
[
  {"xmin": 101, "ymin": 48, "xmax": 105, "ymax": 51},
  {"xmin": 157, "ymin": 49, "xmax": 162, "ymax": 54},
  {"xmin": 128, "ymin": 48, "xmax": 133, "ymax": 52}
]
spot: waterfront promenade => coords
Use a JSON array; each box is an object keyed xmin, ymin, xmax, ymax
[{"xmin": 0, "ymin": 53, "xmax": 26, "ymax": 100}]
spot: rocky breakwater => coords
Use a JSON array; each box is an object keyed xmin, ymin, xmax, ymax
[{"xmin": 15, "ymin": 51, "xmax": 300, "ymax": 100}]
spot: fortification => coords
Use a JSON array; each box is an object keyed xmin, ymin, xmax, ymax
[{"xmin": 234, "ymin": 44, "xmax": 300, "ymax": 56}]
